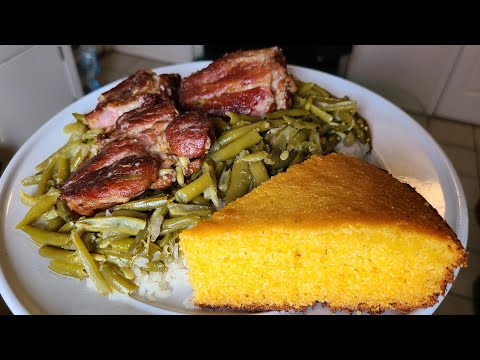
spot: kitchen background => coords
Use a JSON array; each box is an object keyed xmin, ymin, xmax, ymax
[{"xmin": 0, "ymin": 45, "xmax": 478, "ymax": 315}]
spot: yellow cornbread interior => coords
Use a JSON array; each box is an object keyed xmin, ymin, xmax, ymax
[
  {"xmin": 181, "ymin": 225, "xmax": 460, "ymax": 312},
  {"xmin": 180, "ymin": 154, "xmax": 466, "ymax": 313}
]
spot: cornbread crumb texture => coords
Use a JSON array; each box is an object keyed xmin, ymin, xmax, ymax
[{"xmin": 180, "ymin": 154, "xmax": 467, "ymax": 314}]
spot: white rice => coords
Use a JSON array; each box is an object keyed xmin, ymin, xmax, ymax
[
  {"xmin": 334, "ymin": 141, "xmax": 371, "ymax": 162},
  {"xmin": 133, "ymin": 256, "xmax": 190, "ymax": 301}
]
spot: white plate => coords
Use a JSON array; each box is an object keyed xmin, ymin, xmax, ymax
[{"xmin": 0, "ymin": 62, "xmax": 468, "ymax": 315}]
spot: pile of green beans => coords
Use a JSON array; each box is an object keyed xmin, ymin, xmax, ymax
[{"xmin": 17, "ymin": 79, "xmax": 372, "ymax": 297}]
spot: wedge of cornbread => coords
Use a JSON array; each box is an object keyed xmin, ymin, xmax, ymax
[{"xmin": 180, "ymin": 154, "xmax": 467, "ymax": 313}]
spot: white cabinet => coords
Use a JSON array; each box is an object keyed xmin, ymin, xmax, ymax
[
  {"xmin": 0, "ymin": 45, "xmax": 82, "ymax": 168},
  {"xmin": 434, "ymin": 46, "xmax": 480, "ymax": 125},
  {"xmin": 346, "ymin": 45, "xmax": 462, "ymax": 115}
]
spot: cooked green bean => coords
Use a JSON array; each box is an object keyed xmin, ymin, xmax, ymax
[
  {"xmin": 189, "ymin": 195, "xmax": 211, "ymax": 206},
  {"xmin": 49, "ymin": 259, "xmax": 86, "ymax": 279},
  {"xmin": 39, "ymin": 245, "xmax": 79, "ymax": 264},
  {"xmin": 71, "ymin": 230, "xmax": 110, "ymax": 295},
  {"xmin": 167, "ymin": 203, "xmax": 213, "ymax": 217},
  {"xmin": 225, "ymin": 158, "xmax": 251, "ymax": 203},
  {"xmin": 226, "ymin": 112, "xmax": 262, "ymax": 125},
  {"xmin": 272, "ymin": 149, "xmax": 295, "ymax": 171},
  {"xmin": 111, "ymin": 195, "xmax": 169, "ymax": 211},
  {"xmin": 64, "ymin": 121, "xmax": 87, "ymax": 137},
  {"xmin": 21, "ymin": 174, "xmax": 42, "ymax": 186},
  {"xmin": 280, "ymin": 151, "xmax": 289, "ymax": 160},
  {"xmin": 203, "ymin": 185, "xmax": 220, "ymax": 210},
  {"xmin": 139, "ymin": 261, "xmax": 166, "ymax": 272},
  {"xmin": 335, "ymin": 110, "xmax": 355, "ymax": 127},
  {"xmin": 92, "ymin": 253, "xmax": 106, "ymax": 262},
  {"xmin": 54, "ymin": 156, "xmax": 69, "ymax": 185},
  {"xmin": 58, "ymin": 221, "xmax": 76, "ymax": 234},
  {"xmin": 159, "ymin": 215, "xmax": 201, "ymax": 235},
  {"xmin": 46, "ymin": 217, "xmax": 66, "ymax": 232},
  {"xmin": 210, "ymin": 121, "xmax": 269, "ymax": 153},
  {"xmin": 70, "ymin": 145, "xmax": 89, "ymax": 173},
  {"xmin": 82, "ymin": 128, "xmax": 103, "ymax": 140},
  {"xmin": 310, "ymin": 104, "xmax": 333, "ymax": 123},
  {"xmin": 146, "ymin": 206, "xmax": 168, "ymax": 248},
  {"xmin": 283, "ymin": 116, "xmax": 318, "ymax": 129},
  {"xmin": 353, "ymin": 120, "xmax": 366, "ymax": 143},
  {"xmin": 290, "ymin": 150, "xmax": 307, "ymax": 167},
  {"xmin": 249, "ymin": 161, "xmax": 269, "ymax": 188},
  {"xmin": 210, "ymin": 130, "xmax": 262, "ymax": 163},
  {"xmin": 176, "ymin": 166, "xmax": 185, "ymax": 187},
  {"xmin": 72, "ymin": 113, "xmax": 86, "ymax": 124},
  {"xmin": 311, "ymin": 84, "xmax": 331, "ymax": 98},
  {"xmin": 314, "ymin": 100, "xmax": 357, "ymax": 112},
  {"xmin": 110, "ymin": 237, "xmax": 136, "ymax": 252},
  {"xmin": 175, "ymin": 172, "xmax": 213, "ymax": 204},
  {"xmin": 119, "ymin": 267, "xmax": 135, "ymax": 280},
  {"xmin": 218, "ymin": 167, "xmax": 232, "ymax": 193},
  {"xmin": 103, "ymin": 251, "xmax": 132, "ymax": 268},
  {"xmin": 75, "ymin": 216, "xmax": 147, "ymax": 235},
  {"xmin": 265, "ymin": 109, "xmax": 309, "ymax": 120},
  {"xmin": 37, "ymin": 162, "xmax": 55, "ymax": 197},
  {"xmin": 304, "ymin": 96, "xmax": 313, "ymax": 111},
  {"xmin": 296, "ymin": 82, "xmax": 314, "ymax": 97},
  {"xmin": 17, "ymin": 189, "xmax": 60, "ymax": 227},
  {"xmin": 241, "ymin": 151, "xmax": 269, "ymax": 162},
  {"xmin": 56, "ymin": 200, "xmax": 79, "ymax": 222},
  {"xmin": 110, "ymin": 210, "xmax": 148, "ymax": 220},
  {"xmin": 267, "ymin": 119, "xmax": 286, "ymax": 128},
  {"xmin": 19, "ymin": 225, "xmax": 71, "ymax": 247},
  {"xmin": 212, "ymin": 117, "xmax": 231, "ymax": 132},
  {"xmin": 100, "ymin": 263, "xmax": 138, "ymax": 294},
  {"xmin": 19, "ymin": 191, "xmax": 36, "ymax": 207},
  {"xmin": 286, "ymin": 129, "xmax": 309, "ymax": 151},
  {"xmin": 214, "ymin": 161, "xmax": 225, "ymax": 180},
  {"xmin": 38, "ymin": 208, "xmax": 60, "ymax": 222},
  {"xmin": 128, "ymin": 228, "xmax": 147, "ymax": 256},
  {"xmin": 156, "ymin": 231, "xmax": 174, "ymax": 248}
]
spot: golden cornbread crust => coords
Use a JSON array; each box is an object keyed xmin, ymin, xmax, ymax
[
  {"xmin": 187, "ymin": 154, "xmax": 465, "ymax": 243},
  {"xmin": 181, "ymin": 154, "xmax": 468, "ymax": 314}
]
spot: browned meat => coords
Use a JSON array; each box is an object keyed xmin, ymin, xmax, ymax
[
  {"xmin": 99, "ymin": 71, "xmax": 180, "ymax": 103},
  {"xmin": 105, "ymin": 109, "xmax": 215, "ymax": 163},
  {"xmin": 60, "ymin": 139, "xmax": 159, "ymax": 216},
  {"xmin": 185, "ymin": 158, "xmax": 203, "ymax": 177},
  {"xmin": 62, "ymin": 138, "xmax": 148, "ymax": 188},
  {"xmin": 150, "ymin": 173, "xmax": 176, "ymax": 190},
  {"xmin": 110, "ymin": 101, "xmax": 179, "ymax": 141},
  {"xmin": 179, "ymin": 47, "xmax": 297, "ymax": 117},
  {"xmin": 85, "ymin": 71, "xmax": 181, "ymax": 129},
  {"xmin": 62, "ymin": 111, "xmax": 214, "ymax": 215},
  {"xmin": 86, "ymin": 93, "xmax": 158, "ymax": 130},
  {"xmin": 136, "ymin": 121, "xmax": 171, "ymax": 155},
  {"xmin": 165, "ymin": 112, "xmax": 215, "ymax": 158}
]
